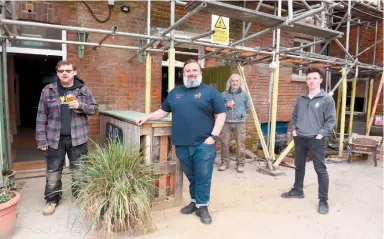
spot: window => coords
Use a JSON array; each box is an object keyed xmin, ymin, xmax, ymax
[
  {"xmin": 292, "ymin": 38, "xmax": 314, "ymax": 81},
  {"xmin": 346, "ymin": 80, "xmax": 369, "ymax": 115}
]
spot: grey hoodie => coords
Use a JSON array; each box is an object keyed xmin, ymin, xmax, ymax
[
  {"xmin": 292, "ymin": 90, "xmax": 336, "ymax": 137},
  {"xmin": 222, "ymin": 89, "xmax": 250, "ymax": 122}
]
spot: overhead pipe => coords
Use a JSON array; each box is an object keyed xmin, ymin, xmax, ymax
[{"xmin": 92, "ymin": 25, "xmax": 117, "ymax": 49}]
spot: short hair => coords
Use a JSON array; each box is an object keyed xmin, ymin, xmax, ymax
[
  {"xmin": 304, "ymin": 67, "xmax": 325, "ymax": 79},
  {"xmin": 56, "ymin": 60, "xmax": 77, "ymax": 71},
  {"xmin": 183, "ymin": 59, "xmax": 202, "ymax": 71}
]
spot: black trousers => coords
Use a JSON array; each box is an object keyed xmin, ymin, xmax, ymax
[
  {"xmin": 44, "ymin": 136, "xmax": 88, "ymax": 203},
  {"xmin": 293, "ymin": 136, "xmax": 329, "ymax": 200}
]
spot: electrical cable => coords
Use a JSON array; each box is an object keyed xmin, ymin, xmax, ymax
[{"xmin": 82, "ymin": 1, "xmax": 112, "ymax": 23}]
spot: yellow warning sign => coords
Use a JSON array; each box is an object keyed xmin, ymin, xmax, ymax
[
  {"xmin": 211, "ymin": 15, "xmax": 229, "ymax": 45},
  {"xmin": 214, "ymin": 16, "xmax": 226, "ymax": 29}
]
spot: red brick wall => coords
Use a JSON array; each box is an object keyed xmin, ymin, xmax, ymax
[{"xmin": 14, "ymin": 1, "xmax": 307, "ymax": 147}]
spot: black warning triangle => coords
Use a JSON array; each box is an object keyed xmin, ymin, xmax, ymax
[{"xmin": 214, "ymin": 16, "xmax": 226, "ymax": 29}]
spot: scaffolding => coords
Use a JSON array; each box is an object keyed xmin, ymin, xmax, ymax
[{"xmin": 0, "ymin": 0, "xmax": 382, "ymax": 175}]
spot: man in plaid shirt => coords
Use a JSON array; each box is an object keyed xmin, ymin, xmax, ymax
[{"xmin": 36, "ymin": 60, "xmax": 98, "ymax": 216}]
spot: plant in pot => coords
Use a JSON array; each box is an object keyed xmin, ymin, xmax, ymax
[
  {"xmin": 74, "ymin": 141, "xmax": 155, "ymax": 237},
  {"xmin": 0, "ymin": 177, "xmax": 21, "ymax": 239},
  {"xmin": 2, "ymin": 167, "xmax": 16, "ymax": 189}
]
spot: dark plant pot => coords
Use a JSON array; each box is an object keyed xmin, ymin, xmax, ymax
[{"xmin": 5, "ymin": 170, "xmax": 16, "ymax": 185}]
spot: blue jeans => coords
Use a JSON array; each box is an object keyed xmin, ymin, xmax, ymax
[{"xmin": 175, "ymin": 142, "xmax": 216, "ymax": 207}]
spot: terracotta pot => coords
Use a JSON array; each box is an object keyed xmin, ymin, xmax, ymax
[{"xmin": 0, "ymin": 191, "xmax": 21, "ymax": 239}]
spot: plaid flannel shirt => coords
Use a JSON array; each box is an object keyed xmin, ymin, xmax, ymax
[{"xmin": 36, "ymin": 82, "xmax": 98, "ymax": 149}]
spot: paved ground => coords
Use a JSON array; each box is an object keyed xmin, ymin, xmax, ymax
[{"xmin": 11, "ymin": 158, "xmax": 383, "ymax": 239}]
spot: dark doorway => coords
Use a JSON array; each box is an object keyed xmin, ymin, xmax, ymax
[
  {"xmin": 15, "ymin": 54, "xmax": 59, "ymax": 128},
  {"xmin": 12, "ymin": 54, "xmax": 61, "ymax": 163}
]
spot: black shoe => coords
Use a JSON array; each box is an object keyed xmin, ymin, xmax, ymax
[
  {"xmin": 281, "ymin": 188, "xmax": 304, "ymax": 198},
  {"xmin": 318, "ymin": 199, "xmax": 329, "ymax": 214},
  {"xmin": 196, "ymin": 206, "xmax": 212, "ymax": 224},
  {"xmin": 180, "ymin": 202, "xmax": 197, "ymax": 214}
]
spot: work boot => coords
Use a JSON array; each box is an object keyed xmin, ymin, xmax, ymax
[
  {"xmin": 281, "ymin": 188, "xmax": 304, "ymax": 199},
  {"xmin": 237, "ymin": 164, "xmax": 245, "ymax": 173},
  {"xmin": 43, "ymin": 202, "xmax": 58, "ymax": 216},
  {"xmin": 318, "ymin": 199, "xmax": 329, "ymax": 214},
  {"xmin": 180, "ymin": 202, "xmax": 197, "ymax": 214},
  {"xmin": 218, "ymin": 163, "xmax": 229, "ymax": 171},
  {"xmin": 196, "ymin": 206, "xmax": 212, "ymax": 224}
]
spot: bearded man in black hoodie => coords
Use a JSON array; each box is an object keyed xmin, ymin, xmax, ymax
[{"xmin": 36, "ymin": 60, "xmax": 98, "ymax": 216}]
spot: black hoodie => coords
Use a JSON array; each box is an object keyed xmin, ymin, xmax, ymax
[{"xmin": 57, "ymin": 76, "xmax": 84, "ymax": 136}]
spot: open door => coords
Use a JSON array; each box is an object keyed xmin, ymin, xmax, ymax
[{"xmin": 202, "ymin": 66, "xmax": 231, "ymax": 93}]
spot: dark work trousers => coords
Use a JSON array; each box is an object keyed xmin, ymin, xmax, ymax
[
  {"xmin": 44, "ymin": 136, "xmax": 88, "ymax": 203},
  {"xmin": 293, "ymin": 136, "xmax": 329, "ymax": 200}
]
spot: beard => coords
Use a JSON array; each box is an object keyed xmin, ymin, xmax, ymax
[{"xmin": 183, "ymin": 75, "xmax": 202, "ymax": 88}]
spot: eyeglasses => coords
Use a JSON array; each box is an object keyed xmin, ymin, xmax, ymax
[{"xmin": 57, "ymin": 70, "xmax": 73, "ymax": 73}]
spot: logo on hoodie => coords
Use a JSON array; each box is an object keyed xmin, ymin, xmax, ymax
[{"xmin": 314, "ymin": 102, "xmax": 320, "ymax": 108}]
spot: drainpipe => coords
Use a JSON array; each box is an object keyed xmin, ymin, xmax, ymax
[{"xmin": 1, "ymin": 0, "xmax": 11, "ymax": 171}]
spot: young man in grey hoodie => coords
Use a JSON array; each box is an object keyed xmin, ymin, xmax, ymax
[
  {"xmin": 281, "ymin": 67, "xmax": 336, "ymax": 215},
  {"xmin": 219, "ymin": 74, "xmax": 250, "ymax": 173}
]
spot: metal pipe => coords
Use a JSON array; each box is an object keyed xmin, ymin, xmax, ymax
[
  {"xmin": 344, "ymin": 0, "xmax": 352, "ymax": 62},
  {"xmin": 358, "ymin": 22, "xmax": 371, "ymax": 51},
  {"xmin": 175, "ymin": 0, "xmax": 186, "ymax": 6},
  {"xmin": 236, "ymin": 3, "xmax": 334, "ymax": 47},
  {"xmin": 372, "ymin": 21, "xmax": 378, "ymax": 66},
  {"xmin": 358, "ymin": 41, "xmax": 384, "ymax": 58},
  {"xmin": 321, "ymin": 2, "xmax": 326, "ymax": 28},
  {"xmin": 147, "ymin": 0, "xmax": 151, "ymax": 45},
  {"xmin": 168, "ymin": 0, "xmax": 176, "ymax": 94},
  {"xmin": 366, "ymin": 79, "xmax": 374, "ymax": 133},
  {"xmin": 334, "ymin": 39, "xmax": 355, "ymax": 62},
  {"xmin": 300, "ymin": 0, "xmax": 322, "ymax": 22},
  {"xmin": 1, "ymin": 0, "xmax": 11, "ymax": 171},
  {"xmin": 242, "ymin": 0, "xmax": 246, "ymax": 47},
  {"xmin": 330, "ymin": 60, "xmax": 358, "ymax": 94},
  {"xmin": 200, "ymin": 2, "xmax": 339, "ymax": 60},
  {"xmin": 325, "ymin": 68, "xmax": 329, "ymax": 92},
  {"xmin": 242, "ymin": 0, "xmax": 263, "ymax": 40},
  {"xmin": 5, "ymin": 35, "xmax": 201, "ymax": 57},
  {"xmin": 0, "ymin": 17, "xmax": 164, "ymax": 41},
  {"xmin": 272, "ymin": 1, "xmax": 276, "ymax": 48},
  {"xmin": 348, "ymin": 78, "xmax": 356, "ymax": 137},
  {"xmin": 11, "ymin": 0, "xmax": 16, "ymax": 35},
  {"xmin": 145, "ymin": 0, "xmax": 151, "ymax": 114},
  {"xmin": 92, "ymin": 25, "xmax": 117, "ymax": 49},
  {"xmin": 320, "ymin": 2, "xmax": 355, "ymax": 54},
  {"xmin": 145, "ymin": 54, "xmax": 151, "ymax": 114},
  {"xmin": 129, "ymin": 2, "xmax": 206, "ymax": 61},
  {"xmin": 288, "ymin": 0, "xmax": 293, "ymax": 19},
  {"xmin": 189, "ymin": 30, "xmax": 215, "ymax": 41},
  {"xmin": 281, "ymin": 36, "xmax": 340, "ymax": 53},
  {"xmin": 338, "ymin": 68, "xmax": 347, "ymax": 157}
]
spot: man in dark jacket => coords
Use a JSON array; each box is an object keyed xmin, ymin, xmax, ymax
[
  {"xmin": 281, "ymin": 67, "xmax": 336, "ymax": 215},
  {"xmin": 219, "ymin": 74, "xmax": 250, "ymax": 173},
  {"xmin": 36, "ymin": 60, "xmax": 98, "ymax": 216}
]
